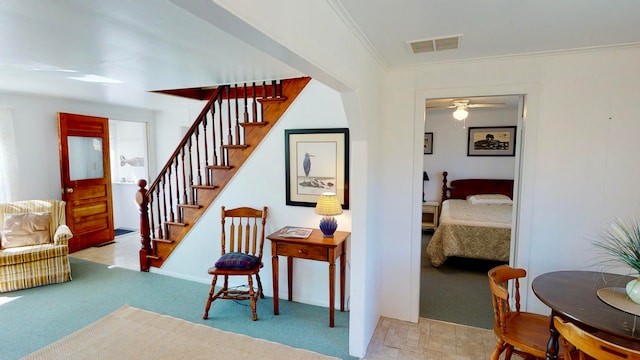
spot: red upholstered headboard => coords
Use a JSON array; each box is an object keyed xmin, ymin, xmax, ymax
[{"xmin": 441, "ymin": 171, "xmax": 514, "ymax": 201}]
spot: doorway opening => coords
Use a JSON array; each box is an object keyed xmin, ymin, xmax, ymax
[
  {"xmin": 109, "ymin": 120, "xmax": 150, "ymax": 235},
  {"xmin": 419, "ymin": 94, "xmax": 524, "ymax": 328}
]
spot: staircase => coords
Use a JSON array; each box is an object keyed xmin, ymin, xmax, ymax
[{"xmin": 136, "ymin": 77, "xmax": 311, "ymax": 271}]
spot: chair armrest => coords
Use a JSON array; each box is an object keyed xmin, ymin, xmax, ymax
[{"xmin": 53, "ymin": 225, "xmax": 73, "ymax": 246}]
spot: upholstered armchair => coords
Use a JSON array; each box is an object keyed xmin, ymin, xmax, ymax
[{"xmin": 0, "ymin": 199, "xmax": 73, "ymax": 292}]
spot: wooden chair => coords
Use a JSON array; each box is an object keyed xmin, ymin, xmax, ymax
[
  {"xmin": 203, "ymin": 206, "xmax": 268, "ymax": 321},
  {"xmin": 554, "ymin": 316, "xmax": 640, "ymax": 360},
  {"xmin": 488, "ymin": 264, "xmax": 556, "ymax": 360}
]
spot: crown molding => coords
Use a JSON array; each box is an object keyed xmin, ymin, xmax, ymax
[{"xmin": 326, "ymin": 0, "xmax": 388, "ymax": 68}]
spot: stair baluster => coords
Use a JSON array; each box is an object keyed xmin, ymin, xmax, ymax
[
  {"xmin": 243, "ymin": 82, "xmax": 249, "ymax": 124},
  {"xmin": 180, "ymin": 146, "xmax": 188, "ymax": 205},
  {"xmin": 210, "ymin": 102, "xmax": 218, "ymax": 171},
  {"xmin": 201, "ymin": 114, "xmax": 209, "ymax": 187},
  {"xmin": 252, "ymin": 82, "xmax": 257, "ymax": 124},
  {"xmin": 234, "ymin": 84, "xmax": 240, "ymax": 145}
]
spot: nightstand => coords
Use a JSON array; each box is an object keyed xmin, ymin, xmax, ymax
[{"xmin": 422, "ymin": 201, "xmax": 440, "ymax": 231}]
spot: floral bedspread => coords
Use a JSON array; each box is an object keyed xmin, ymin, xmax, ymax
[{"xmin": 426, "ymin": 199, "xmax": 512, "ymax": 267}]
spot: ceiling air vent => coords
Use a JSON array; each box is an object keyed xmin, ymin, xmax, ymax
[{"xmin": 408, "ymin": 35, "xmax": 461, "ymax": 54}]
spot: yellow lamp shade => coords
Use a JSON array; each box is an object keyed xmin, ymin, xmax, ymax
[{"xmin": 315, "ymin": 192, "xmax": 343, "ymax": 216}]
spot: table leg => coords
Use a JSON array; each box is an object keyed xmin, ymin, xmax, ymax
[
  {"xmin": 340, "ymin": 244, "xmax": 346, "ymax": 312},
  {"xmin": 272, "ymin": 254, "xmax": 279, "ymax": 315},
  {"xmin": 329, "ymin": 261, "xmax": 335, "ymax": 327},
  {"xmin": 287, "ymin": 256, "xmax": 293, "ymax": 301},
  {"xmin": 545, "ymin": 311, "xmax": 560, "ymax": 360}
]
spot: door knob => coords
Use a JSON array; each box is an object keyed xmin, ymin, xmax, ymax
[{"xmin": 65, "ymin": 188, "xmax": 74, "ymax": 193}]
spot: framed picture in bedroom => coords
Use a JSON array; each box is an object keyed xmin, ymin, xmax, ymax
[
  {"xmin": 467, "ymin": 126, "xmax": 516, "ymax": 156},
  {"xmin": 284, "ymin": 128, "xmax": 349, "ymax": 209},
  {"xmin": 424, "ymin": 132, "xmax": 433, "ymax": 155}
]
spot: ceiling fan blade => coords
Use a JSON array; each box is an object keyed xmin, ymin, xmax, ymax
[
  {"xmin": 426, "ymin": 104, "xmax": 455, "ymax": 109},
  {"xmin": 467, "ymin": 103, "xmax": 506, "ymax": 108}
]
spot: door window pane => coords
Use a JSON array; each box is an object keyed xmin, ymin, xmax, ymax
[{"xmin": 68, "ymin": 136, "xmax": 104, "ymax": 180}]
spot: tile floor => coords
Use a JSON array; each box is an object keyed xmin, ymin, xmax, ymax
[
  {"xmin": 70, "ymin": 233, "xmax": 517, "ymax": 360},
  {"xmin": 70, "ymin": 231, "xmax": 140, "ymax": 271}
]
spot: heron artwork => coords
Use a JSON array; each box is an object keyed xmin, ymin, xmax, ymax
[
  {"xmin": 303, "ymin": 153, "xmax": 314, "ymax": 181},
  {"xmin": 300, "ymin": 152, "xmax": 334, "ymax": 190}
]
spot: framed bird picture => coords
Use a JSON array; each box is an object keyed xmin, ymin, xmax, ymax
[{"xmin": 284, "ymin": 128, "xmax": 349, "ymax": 209}]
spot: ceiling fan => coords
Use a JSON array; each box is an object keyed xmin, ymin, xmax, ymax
[{"xmin": 427, "ymin": 99, "xmax": 506, "ymax": 120}]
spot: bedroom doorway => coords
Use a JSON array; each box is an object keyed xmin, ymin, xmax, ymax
[{"xmin": 419, "ymin": 94, "xmax": 524, "ymax": 329}]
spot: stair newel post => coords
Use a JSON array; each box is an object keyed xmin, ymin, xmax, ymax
[
  {"xmin": 234, "ymin": 84, "xmax": 240, "ymax": 145},
  {"xmin": 252, "ymin": 82, "xmax": 257, "ymax": 124},
  {"xmin": 136, "ymin": 179, "xmax": 152, "ymax": 272}
]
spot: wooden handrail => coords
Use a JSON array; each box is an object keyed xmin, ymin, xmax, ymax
[{"xmin": 145, "ymin": 86, "xmax": 226, "ymax": 195}]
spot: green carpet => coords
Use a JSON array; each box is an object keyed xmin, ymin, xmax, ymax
[
  {"xmin": 420, "ymin": 233, "xmax": 504, "ymax": 329},
  {"xmin": 0, "ymin": 258, "xmax": 354, "ymax": 360}
]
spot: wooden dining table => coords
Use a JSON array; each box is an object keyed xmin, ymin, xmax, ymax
[{"xmin": 532, "ymin": 271, "xmax": 640, "ymax": 360}]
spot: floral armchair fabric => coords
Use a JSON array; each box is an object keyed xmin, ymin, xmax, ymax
[{"xmin": 0, "ymin": 199, "xmax": 73, "ymax": 292}]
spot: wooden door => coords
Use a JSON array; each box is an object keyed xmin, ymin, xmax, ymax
[{"xmin": 58, "ymin": 113, "xmax": 114, "ymax": 252}]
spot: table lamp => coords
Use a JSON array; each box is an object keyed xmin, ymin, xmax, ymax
[
  {"xmin": 423, "ymin": 171, "xmax": 429, "ymax": 202},
  {"xmin": 315, "ymin": 192, "xmax": 343, "ymax": 237}
]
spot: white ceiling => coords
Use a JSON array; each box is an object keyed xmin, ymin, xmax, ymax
[
  {"xmin": 1, "ymin": 0, "xmax": 640, "ymax": 111},
  {"xmin": 338, "ymin": 0, "xmax": 640, "ymax": 66}
]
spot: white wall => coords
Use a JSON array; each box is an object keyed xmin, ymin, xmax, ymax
[
  {"xmin": 203, "ymin": 1, "xmax": 387, "ymax": 357},
  {"xmin": 382, "ymin": 46, "xmax": 640, "ymax": 321},
  {"xmin": 423, "ymin": 106, "xmax": 518, "ymax": 202},
  {"xmin": 158, "ymin": 80, "xmax": 352, "ymax": 304},
  {"xmin": 0, "ymin": 92, "xmax": 156, "ymax": 201}
]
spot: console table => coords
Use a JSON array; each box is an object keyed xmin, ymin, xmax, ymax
[{"xmin": 266, "ymin": 228, "xmax": 349, "ymax": 327}]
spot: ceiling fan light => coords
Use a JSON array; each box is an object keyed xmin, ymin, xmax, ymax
[{"xmin": 453, "ymin": 107, "xmax": 468, "ymax": 120}]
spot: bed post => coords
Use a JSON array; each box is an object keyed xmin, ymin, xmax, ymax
[{"xmin": 441, "ymin": 171, "xmax": 449, "ymax": 201}]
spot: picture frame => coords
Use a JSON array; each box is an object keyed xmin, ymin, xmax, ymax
[
  {"xmin": 424, "ymin": 132, "xmax": 433, "ymax": 155},
  {"xmin": 285, "ymin": 128, "xmax": 349, "ymax": 209},
  {"xmin": 467, "ymin": 126, "xmax": 516, "ymax": 156}
]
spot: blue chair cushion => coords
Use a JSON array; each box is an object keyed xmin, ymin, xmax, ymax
[{"xmin": 215, "ymin": 252, "xmax": 260, "ymax": 270}]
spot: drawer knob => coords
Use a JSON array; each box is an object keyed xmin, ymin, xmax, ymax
[{"xmin": 298, "ymin": 249, "xmax": 306, "ymax": 254}]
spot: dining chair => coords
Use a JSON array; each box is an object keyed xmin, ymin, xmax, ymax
[
  {"xmin": 488, "ymin": 264, "xmax": 558, "ymax": 360},
  {"xmin": 203, "ymin": 206, "xmax": 268, "ymax": 321},
  {"xmin": 554, "ymin": 316, "xmax": 640, "ymax": 360}
]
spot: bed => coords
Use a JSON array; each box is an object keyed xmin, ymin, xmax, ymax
[{"xmin": 426, "ymin": 171, "xmax": 514, "ymax": 267}]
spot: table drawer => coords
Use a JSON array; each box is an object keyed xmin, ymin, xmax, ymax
[
  {"xmin": 277, "ymin": 243, "xmax": 328, "ymax": 261},
  {"xmin": 423, "ymin": 205, "xmax": 436, "ymax": 213}
]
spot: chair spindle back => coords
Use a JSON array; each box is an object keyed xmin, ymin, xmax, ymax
[{"xmin": 220, "ymin": 206, "xmax": 267, "ymax": 259}]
